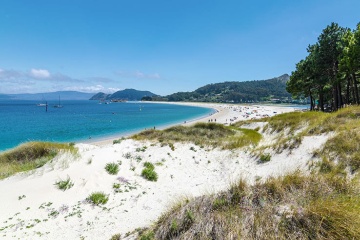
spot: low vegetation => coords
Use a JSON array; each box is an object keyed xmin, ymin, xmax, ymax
[
  {"xmin": 129, "ymin": 106, "xmax": 360, "ymax": 239},
  {"xmin": 54, "ymin": 176, "xmax": 74, "ymax": 191},
  {"xmin": 141, "ymin": 162, "xmax": 158, "ymax": 182},
  {"xmin": 0, "ymin": 142, "xmax": 77, "ymax": 179},
  {"xmin": 139, "ymin": 171, "xmax": 360, "ymax": 239},
  {"xmin": 132, "ymin": 122, "xmax": 261, "ymax": 149},
  {"xmin": 259, "ymin": 153, "xmax": 271, "ymax": 163},
  {"xmin": 87, "ymin": 192, "xmax": 108, "ymax": 205},
  {"xmin": 105, "ymin": 162, "xmax": 120, "ymax": 175}
]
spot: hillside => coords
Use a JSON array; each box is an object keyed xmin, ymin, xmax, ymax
[
  {"xmin": 165, "ymin": 74, "xmax": 291, "ymax": 103},
  {"xmin": 90, "ymin": 89, "xmax": 158, "ymax": 101},
  {"xmin": 4, "ymin": 91, "xmax": 94, "ymax": 100}
]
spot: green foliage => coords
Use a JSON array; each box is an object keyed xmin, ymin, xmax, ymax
[
  {"xmin": 287, "ymin": 22, "xmax": 360, "ymax": 111},
  {"xmin": 87, "ymin": 192, "xmax": 108, "ymax": 205},
  {"xmin": 143, "ymin": 162, "xmax": 154, "ymax": 170},
  {"xmin": 113, "ymin": 138, "xmax": 124, "ymax": 144},
  {"xmin": 109, "ymin": 233, "xmax": 121, "ymax": 240},
  {"xmin": 259, "ymin": 153, "xmax": 271, "ymax": 163},
  {"xmin": 105, "ymin": 162, "xmax": 119, "ymax": 175},
  {"xmin": 142, "ymin": 109, "xmax": 360, "ymax": 239},
  {"xmin": 166, "ymin": 75, "xmax": 291, "ymax": 103},
  {"xmin": 139, "ymin": 231, "xmax": 155, "ymax": 240},
  {"xmin": 0, "ymin": 141, "xmax": 77, "ymax": 179},
  {"xmin": 54, "ymin": 177, "xmax": 74, "ymax": 191},
  {"xmin": 141, "ymin": 167, "xmax": 158, "ymax": 182},
  {"xmin": 141, "ymin": 162, "xmax": 157, "ymax": 181},
  {"xmin": 149, "ymin": 171, "xmax": 360, "ymax": 239}
]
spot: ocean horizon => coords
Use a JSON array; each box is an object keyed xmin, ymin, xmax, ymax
[{"xmin": 0, "ymin": 100, "xmax": 214, "ymax": 152}]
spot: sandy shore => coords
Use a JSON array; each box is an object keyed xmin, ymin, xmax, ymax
[
  {"xmin": 0, "ymin": 102, "xmax": 319, "ymax": 240},
  {"xmin": 89, "ymin": 102, "xmax": 297, "ymax": 147}
]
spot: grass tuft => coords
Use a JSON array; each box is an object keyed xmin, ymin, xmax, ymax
[
  {"xmin": 87, "ymin": 192, "xmax": 108, "ymax": 205},
  {"xmin": 132, "ymin": 123, "xmax": 261, "ymax": 149},
  {"xmin": 0, "ymin": 141, "xmax": 77, "ymax": 179},
  {"xmin": 259, "ymin": 153, "xmax": 271, "ymax": 163},
  {"xmin": 54, "ymin": 176, "xmax": 74, "ymax": 191},
  {"xmin": 105, "ymin": 162, "xmax": 119, "ymax": 175},
  {"xmin": 141, "ymin": 162, "xmax": 158, "ymax": 181}
]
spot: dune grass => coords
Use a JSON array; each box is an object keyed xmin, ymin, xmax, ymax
[
  {"xmin": 138, "ymin": 171, "xmax": 360, "ymax": 239},
  {"xmin": 141, "ymin": 162, "xmax": 158, "ymax": 181},
  {"xmin": 87, "ymin": 192, "xmax": 109, "ymax": 205},
  {"xmin": 130, "ymin": 106, "xmax": 360, "ymax": 239},
  {"xmin": 242, "ymin": 106, "xmax": 360, "ymax": 160},
  {"xmin": 54, "ymin": 176, "xmax": 74, "ymax": 191},
  {"xmin": 105, "ymin": 162, "xmax": 120, "ymax": 175},
  {"xmin": 0, "ymin": 141, "xmax": 77, "ymax": 179},
  {"xmin": 132, "ymin": 122, "xmax": 261, "ymax": 149}
]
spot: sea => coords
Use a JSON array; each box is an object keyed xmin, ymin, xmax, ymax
[{"xmin": 0, "ymin": 100, "xmax": 215, "ymax": 152}]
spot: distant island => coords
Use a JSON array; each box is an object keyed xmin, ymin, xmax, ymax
[
  {"xmin": 138, "ymin": 74, "xmax": 304, "ymax": 104},
  {"xmin": 2, "ymin": 74, "xmax": 302, "ymax": 104},
  {"xmin": 90, "ymin": 89, "xmax": 158, "ymax": 101}
]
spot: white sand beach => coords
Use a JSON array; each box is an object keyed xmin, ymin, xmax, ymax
[{"xmin": 0, "ymin": 102, "xmax": 323, "ymax": 240}]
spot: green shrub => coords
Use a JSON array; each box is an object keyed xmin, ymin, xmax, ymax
[
  {"xmin": 0, "ymin": 141, "xmax": 77, "ymax": 179},
  {"xmin": 110, "ymin": 233, "xmax": 121, "ymax": 240},
  {"xmin": 143, "ymin": 162, "xmax": 155, "ymax": 170},
  {"xmin": 132, "ymin": 123, "xmax": 258, "ymax": 149},
  {"xmin": 259, "ymin": 153, "xmax": 271, "ymax": 163},
  {"xmin": 141, "ymin": 167, "xmax": 158, "ymax": 181},
  {"xmin": 139, "ymin": 231, "xmax": 155, "ymax": 240},
  {"xmin": 54, "ymin": 177, "xmax": 74, "ymax": 191},
  {"xmin": 87, "ymin": 192, "xmax": 108, "ymax": 205},
  {"xmin": 105, "ymin": 162, "xmax": 119, "ymax": 175}
]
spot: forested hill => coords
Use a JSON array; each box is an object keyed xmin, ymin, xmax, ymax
[
  {"xmin": 165, "ymin": 74, "xmax": 291, "ymax": 103},
  {"xmin": 90, "ymin": 89, "xmax": 158, "ymax": 101}
]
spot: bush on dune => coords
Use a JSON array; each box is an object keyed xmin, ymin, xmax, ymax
[
  {"xmin": 139, "ymin": 171, "xmax": 360, "ymax": 239},
  {"xmin": 0, "ymin": 141, "xmax": 77, "ymax": 179},
  {"xmin": 132, "ymin": 123, "xmax": 261, "ymax": 149},
  {"xmin": 131, "ymin": 106, "xmax": 360, "ymax": 239}
]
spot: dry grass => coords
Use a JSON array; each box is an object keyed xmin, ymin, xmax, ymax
[
  {"xmin": 0, "ymin": 141, "xmax": 77, "ymax": 179},
  {"xmin": 132, "ymin": 122, "xmax": 261, "ymax": 150},
  {"xmin": 138, "ymin": 171, "xmax": 360, "ymax": 239},
  {"xmin": 131, "ymin": 106, "xmax": 360, "ymax": 239}
]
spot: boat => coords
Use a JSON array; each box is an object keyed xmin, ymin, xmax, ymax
[
  {"xmin": 37, "ymin": 96, "xmax": 47, "ymax": 107},
  {"xmin": 53, "ymin": 96, "xmax": 63, "ymax": 108}
]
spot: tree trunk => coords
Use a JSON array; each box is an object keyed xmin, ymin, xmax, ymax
[
  {"xmin": 319, "ymin": 91, "xmax": 324, "ymax": 112},
  {"xmin": 309, "ymin": 93, "xmax": 314, "ymax": 111},
  {"xmin": 337, "ymin": 83, "xmax": 343, "ymax": 108},
  {"xmin": 346, "ymin": 76, "xmax": 351, "ymax": 104},
  {"xmin": 333, "ymin": 85, "xmax": 338, "ymax": 111},
  {"xmin": 352, "ymin": 73, "xmax": 360, "ymax": 104}
]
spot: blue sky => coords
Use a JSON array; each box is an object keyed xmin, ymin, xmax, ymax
[{"xmin": 0, "ymin": 0, "xmax": 359, "ymax": 95}]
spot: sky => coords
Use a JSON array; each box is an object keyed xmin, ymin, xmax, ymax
[{"xmin": 0, "ymin": 0, "xmax": 359, "ymax": 96}]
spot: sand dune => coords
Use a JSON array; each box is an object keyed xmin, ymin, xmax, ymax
[{"xmin": 0, "ymin": 103, "xmax": 322, "ymax": 240}]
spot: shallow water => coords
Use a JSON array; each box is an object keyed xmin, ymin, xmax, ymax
[{"xmin": 0, "ymin": 100, "xmax": 213, "ymax": 151}]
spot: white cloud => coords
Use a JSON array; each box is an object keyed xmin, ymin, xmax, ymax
[
  {"xmin": 63, "ymin": 85, "xmax": 121, "ymax": 93},
  {"xmin": 30, "ymin": 69, "xmax": 51, "ymax": 79},
  {"xmin": 116, "ymin": 70, "xmax": 162, "ymax": 80},
  {"xmin": 108, "ymin": 87, "xmax": 121, "ymax": 93},
  {"xmin": 0, "ymin": 67, "xmax": 120, "ymax": 94},
  {"xmin": 87, "ymin": 77, "xmax": 114, "ymax": 83},
  {"xmin": 0, "ymin": 69, "xmax": 24, "ymax": 80}
]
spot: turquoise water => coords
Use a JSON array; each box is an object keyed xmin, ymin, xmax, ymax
[{"xmin": 0, "ymin": 100, "xmax": 214, "ymax": 151}]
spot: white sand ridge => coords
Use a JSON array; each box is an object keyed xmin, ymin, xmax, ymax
[{"xmin": 0, "ymin": 103, "xmax": 324, "ymax": 240}]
